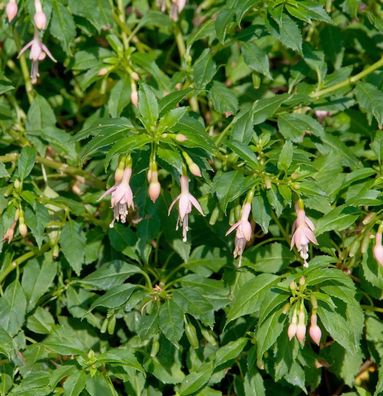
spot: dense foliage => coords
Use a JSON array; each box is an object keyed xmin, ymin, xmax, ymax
[{"xmin": 1, "ymin": 0, "xmax": 383, "ymax": 394}]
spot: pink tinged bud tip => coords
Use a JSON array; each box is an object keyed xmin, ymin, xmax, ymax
[
  {"xmin": 226, "ymin": 202, "xmax": 252, "ymax": 264},
  {"xmin": 6, "ymin": 0, "xmax": 18, "ymax": 22},
  {"xmin": 189, "ymin": 162, "xmax": 201, "ymax": 177},
  {"xmin": 290, "ymin": 205, "xmax": 317, "ymax": 267},
  {"xmin": 309, "ymin": 314, "xmax": 321, "ymax": 345},
  {"xmin": 374, "ymin": 231, "xmax": 383, "ymax": 266},
  {"xmin": 168, "ymin": 175, "xmax": 204, "ymax": 242},
  {"xmin": 99, "ymin": 168, "xmax": 135, "ymax": 228},
  {"xmin": 34, "ymin": 11, "xmax": 47, "ymax": 30},
  {"xmin": 288, "ymin": 323, "xmax": 297, "ymax": 340},
  {"xmin": 296, "ymin": 310, "xmax": 306, "ymax": 343},
  {"xmin": 148, "ymin": 172, "xmax": 161, "ymax": 203}
]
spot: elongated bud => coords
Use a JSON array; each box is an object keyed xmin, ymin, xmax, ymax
[
  {"xmin": 288, "ymin": 310, "xmax": 297, "ymax": 341},
  {"xmin": 148, "ymin": 179, "xmax": 161, "ymax": 203},
  {"xmin": 290, "ymin": 281, "xmax": 297, "ymax": 291},
  {"xmin": 114, "ymin": 157, "xmax": 126, "ymax": 184},
  {"xmin": 34, "ymin": 11, "xmax": 47, "ymax": 29},
  {"xmin": 296, "ymin": 310, "xmax": 306, "ymax": 343},
  {"xmin": 299, "ymin": 276, "xmax": 305, "ymax": 286},
  {"xmin": 34, "ymin": 0, "xmax": 46, "ymax": 29},
  {"xmin": 374, "ymin": 225, "xmax": 383, "ymax": 266},
  {"xmin": 309, "ymin": 314, "xmax": 321, "ymax": 345},
  {"xmin": 183, "ymin": 151, "xmax": 202, "ymax": 177},
  {"xmin": 131, "ymin": 80, "xmax": 138, "ymax": 107},
  {"xmin": 3, "ymin": 226, "xmax": 15, "ymax": 243},
  {"xmin": 6, "ymin": 0, "xmax": 18, "ymax": 22},
  {"xmin": 189, "ymin": 162, "xmax": 201, "ymax": 177},
  {"xmin": 19, "ymin": 223, "xmax": 28, "ymax": 237}
]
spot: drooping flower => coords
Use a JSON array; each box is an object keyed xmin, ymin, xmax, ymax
[
  {"xmin": 99, "ymin": 167, "xmax": 134, "ymax": 228},
  {"xmin": 18, "ymin": 30, "xmax": 56, "ymax": 84},
  {"xmin": 168, "ymin": 175, "xmax": 203, "ymax": 242},
  {"xmin": 290, "ymin": 202, "xmax": 317, "ymax": 267},
  {"xmin": 6, "ymin": 0, "xmax": 18, "ymax": 22},
  {"xmin": 226, "ymin": 202, "xmax": 252, "ymax": 264},
  {"xmin": 309, "ymin": 314, "xmax": 321, "ymax": 346},
  {"xmin": 34, "ymin": 0, "xmax": 47, "ymax": 30},
  {"xmin": 373, "ymin": 227, "xmax": 383, "ymax": 266}
]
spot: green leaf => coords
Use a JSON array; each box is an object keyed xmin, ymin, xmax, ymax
[
  {"xmin": 0, "ymin": 280, "xmax": 27, "ymax": 336},
  {"xmin": 104, "ymin": 134, "xmax": 151, "ymax": 166},
  {"xmin": 159, "ymin": 300, "xmax": 184, "ymax": 344},
  {"xmin": 192, "ymin": 49, "xmax": 217, "ymax": 89},
  {"xmin": 26, "ymin": 95, "xmax": 56, "ymax": 131},
  {"xmin": 63, "ymin": 370, "xmax": 87, "ymax": 396},
  {"xmin": 50, "ymin": 0, "xmax": 76, "ymax": 52},
  {"xmin": 17, "ymin": 146, "xmax": 36, "ymax": 180},
  {"xmin": 209, "ymin": 82, "xmax": 238, "ymax": 114},
  {"xmin": 173, "ymin": 288, "xmax": 214, "ymax": 327},
  {"xmin": 179, "ymin": 362, "xmax": 214, "ymax": 396},
  {"xmin": 226, "ymin": 273, "xmax": 279, "ymax": 323},
  {"xmin": 138, "ymin": 84, "xmax": 159, "ymax": 129},
  {"xmin": 108, "ymin": 79, "xmax": 131, "ymax": 118},
  {"xmin": 215, "ymin": 9, "xmax": 234, "ymax": 43},
  {"xmin": 89, "ymin": 284, "xmax": 136, "ymax": 311},
  {"xmin": 0, "ymin": 328, "xmax": 14, "ymax": 358},
  {"xmin": 60, "ymin": 220, "xmax": 86, "ymax": 275},
  {"xmin": 278, "ymin": 113, "xmax": 324, "ymax": 142},
  {"xmin": 252, "ymin": 94, "xmax": 288, "ymax": 126},
  {"xmin": 0, "ymin": 76, "xmax": 14, "ymax": 94},
  {"xmin": 315, "ymin": 205, "xmax": 360, "ymax": 236},
  {"xmin": 252, "ymin": 193, "xmax": 272, "ymax": 234},
  {"xmin": 226, "ymin": 140, "xmax": 259, "ymax": 169},
  {"xmin": 278, "ymin": 140, "xmax": 293, "ymax": 171},
  {"xmin": 158, "ymin": 107, "xmax": 188, "ymax": 132},
  {"xmin": 268, "ymin": 13, "xmax": 302, "ymax": 52},
  {"xmin": 231, "ymin": 107, "xmax": 254, "ymax": 143},
  {"xmin": 27, "ymin": 306, "xmax": 55, "ymax": 334},
  {"xmin": 355, "ymin": 82, "xmax": 383, "ymax": 126},
  {"xmin": 256, "ymin": 306, "xmax": 287, "ymax": 361},
  {"xmin": 24, "ymin": 203, "xmax": 49, "ymax": 248},
  {"xmin": 159, "ymin": 88, "xmax": 193, "ymax": 116},
  {"xmin": 241, "ymin": 41, "xmax": 271, "ymax": 79},
  {"xmin": 68, "ymin": 0, "xmax": 114, "ymax": 32},
  {"xmin": 214, "ymin": 338, "xmax": 247, "ymax": 368},
  {"xmin": 214, "ymin": 170, "xmax": 254, "ymax": 212},
  {"xmin": 22, "ymin": 257, "xmax": 57, "ymax": 312}
]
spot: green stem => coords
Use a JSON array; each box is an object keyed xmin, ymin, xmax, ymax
[
  {"xmin": 0, "ymin": 244, "xmax": 50, "ymax": 284},
  {"xmin": 311, "ymin": 56, "xmax": 383, "ymax": 98},
  {"xmin": 215, "ymin": 118, "xmax": 236, "ymax": 146}
]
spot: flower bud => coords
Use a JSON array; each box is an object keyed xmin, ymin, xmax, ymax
[
  {"xmin": 290, "ymin": 281, "xmax": 297, "ymax": 291},
  {"xmin": 309, "ymin": 314, "xmax": 321, "ymax": 346},
  {"xmin": 175, "ymin": 134, "xmax": 187, "ymax": 142},
  {"xmin": 6, "ymin": 0, "xmax": 18, "ymax": 22},
  {"xmin": 189, "ymin": 162, "xmax": 202, "ymax": 177},
  {"xmin": 18, "ymin": 223, "xmax": 28, "ymax": 238},
  {"xmin": 98, "ymin": 67, "xmax": 108, "ymax": 76},
  {"xmin": 3, "ymin": 226, "xmax": 15, "ymax": 243},
  {"xmin": 288, "ymin": 309, "xmax": 298, "ymax": 341},
  {"xmin": 374, "ymin": 227, "xmax": 383, "ymax": 266},
  {"xmin": 34, "ymin": 11, "xmax": 47, "ymax": 30},
  {"xmin": 131, "ymin": 81, "xmax": 138, "ymax": 107},
  {"xmin": 149, "ymin": 180, "xmax": 161, "ymax": 203},
  {"xmin": 299, "ymin": 276, "xmax": 305, "ymax": 286},
  {"xmin": 296, "ymin": 310, "xmax": 306, "ymax": 343}
]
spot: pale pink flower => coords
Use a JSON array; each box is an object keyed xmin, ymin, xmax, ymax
[
  {"xmin": 309, "ymin": 314, "xmax": 321, "ymax": 346},
  {"xmin": 373, "ymin": 230, "xmax": 383, "ymax": 266},
  {"xmin": 296, "ymin": 310, "xmax": 306, "ymax": 343},
  {"xmin": 290, "ymin": 204, "xmax": 317, "ymax": 267},
  {"xmin": 34, "ymin": 0, "xmax": 47, "ymax": 30},
  {"xmin": 6, "ymin": 0, "xmax": 18, "ymax": 22},
  {"xmin": 19, "ymin": 30, "xmax": 56, "ymax": 84},
  {"xmin": 168, "ymin": 175, "xmax": 203, "ymax": 242},
  {"xmin": 99, "ymin": 168, "xmax": 134, "ymax": 228},
  {"xmin": 226, "ymin": 202, "xmax": 252, "ymax": 264}
]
